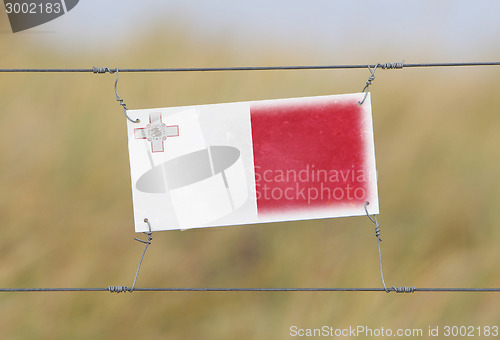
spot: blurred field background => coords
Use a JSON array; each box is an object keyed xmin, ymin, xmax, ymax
[{"xmin": 1, "ymin": 2, "xmax": 500, "ymax": 339}]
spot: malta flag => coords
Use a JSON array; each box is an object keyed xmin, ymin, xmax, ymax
[{"xmin": 126, "ymin": 93, "xmax": 378, "ymax": 232}]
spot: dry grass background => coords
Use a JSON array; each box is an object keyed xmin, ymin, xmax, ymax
[{"xmin": 1, "ymin": 17, "xmax": 500, "ymax": 340}]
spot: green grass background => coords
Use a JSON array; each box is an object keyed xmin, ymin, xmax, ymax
[{"xmin": 1, "ymin": 15, "xmax": 500, "ymax": 340}]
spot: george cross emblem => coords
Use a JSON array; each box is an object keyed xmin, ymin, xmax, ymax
[{"xmin": 134, "ymin": 113, "xmax": 179, "ymax": 152}]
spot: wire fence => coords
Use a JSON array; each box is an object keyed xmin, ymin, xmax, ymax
[
  {"xmin": 1, "ymin": 60, "xmax": 500, "ymax": 294},
  {"xmin": 0, "ymin": 61, "xmax": 499, "ymax": 73},
  {"xmin": 1, "ymin": 287, "xmax": 500, "ymax": 293}
]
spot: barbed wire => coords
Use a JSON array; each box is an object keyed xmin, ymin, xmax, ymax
[{"xmin": 0, "ymin": 61, "xmax": 499, "ymax": 73}]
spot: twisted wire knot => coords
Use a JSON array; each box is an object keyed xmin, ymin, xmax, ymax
[
  {"xmin": 364, "ymin": 201, "xmax": 382, "ymax": 242},
  {"xmin": 392, "ymin": 286, "xmax": 416, "ymax": 293},
  {"xmin": 92, "ymin": 67, "xmax": 116, "ymax": 74},
  {"xmin": 134, "ymin": 218, "xmax": 153, "ymax": 245},
  {"xmin": 108, "ymin": 286, "xmax": 129, "ymax": 293},
  {"xmin": 380, "ymin": 61, "xmax": 404, "ymax": 70},
  {"xmin": 374, "ymin": 222, "xmax": 382, "ymax": 242},
  {"xmin": 362, "ymin": 71, "xmax": 376, "ymax": 93}
]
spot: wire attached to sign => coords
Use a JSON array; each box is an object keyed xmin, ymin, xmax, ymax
[
  {"xmin": 358, "ymin": 61, "xmax": 404, "ymax": 105},
  {"xmin": 113, "ymin": 69, "xmax": 140, "ymax": 124},
  {"xmin": 364, "ymin": 201, "xmax": 414, "ymax": 294},
  {"xmin": 107, "ymin": 218, "xmax": 154, "ymax": 293},
  {"xmin": 358, "ymin": 65, "xmax": 378, "ymax": 105},
  {"xmin": 92, "ymin": 66, "xmax": 139, "ymax": 123},
  {"xmin": 130, "ymin": 218, "xmax": 154, "ymax": 292}
]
